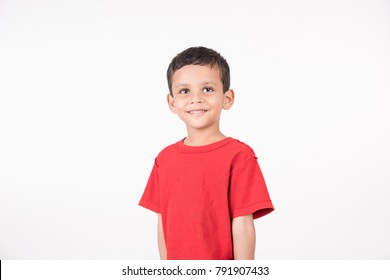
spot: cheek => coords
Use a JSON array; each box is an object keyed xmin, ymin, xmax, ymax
[
  {"xmin": 174, "ymin": 99, "xmax": 187, "ymax": 108},
  {"xmin": 208, "ymin": 96, "xmax": 225, "ymax": 107}
]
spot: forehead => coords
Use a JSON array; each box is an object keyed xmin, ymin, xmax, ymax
[{"xmin": 172, "ymin": 64, "xmax": 222, "ymax": 86}]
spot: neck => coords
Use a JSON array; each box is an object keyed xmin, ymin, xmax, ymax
[{"xmin": 184, "ymin": 128, "xmax": 226, "ymax": 146}]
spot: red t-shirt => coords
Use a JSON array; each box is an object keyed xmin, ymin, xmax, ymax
[{"xmin": 139, "ymin": 137, "xmax": 274, "ymax": 260}]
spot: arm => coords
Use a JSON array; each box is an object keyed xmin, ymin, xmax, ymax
[
  {"xmin": 157, "ymin": 214, "xmax": 167, "ymax": 260},
  {"xmin": 232, "ymin": 214, "xmax": 256, "ymax": 260}
]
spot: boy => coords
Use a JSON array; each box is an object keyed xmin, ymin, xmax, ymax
[{"xmin": 139, "ymin": 46, "xmax": 274, "ymax": 260}]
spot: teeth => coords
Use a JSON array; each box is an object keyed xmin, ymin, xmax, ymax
[{"xmin": 189, "ymin": 110, "xmax": 206, "ymax": 114}]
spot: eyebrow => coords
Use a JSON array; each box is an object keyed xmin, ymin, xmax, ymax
[{"xmin": 174, "ymin": 81, "xmax": 217, "ymax": 89}]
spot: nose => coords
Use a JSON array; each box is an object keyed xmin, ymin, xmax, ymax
[{"xmin": 190, "ymin": 90, "xmax": 203, "ymax": 104}]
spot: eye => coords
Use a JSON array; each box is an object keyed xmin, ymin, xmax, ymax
[
  {"xmin": 178, "ymin": 88, "xmax": 189, "ymax": 95},
  {"xmin": 203, "ymin": 87, "xmax": 214, "ymax": 93}
]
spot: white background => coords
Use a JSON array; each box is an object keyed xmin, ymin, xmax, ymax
[{"xmin": 0, "ymin": 0, "xmax": 389, "ymax": 259}]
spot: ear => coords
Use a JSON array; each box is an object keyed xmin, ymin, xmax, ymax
[
  {"xmin": 167, "ymin": 93, "xmax": 176, "ymax": 113},
  {"xmin": 223, "ymin": 89, "xmax": 235, "ymax": 110}
]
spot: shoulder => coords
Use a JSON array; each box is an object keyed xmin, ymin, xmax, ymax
[
  {"xmin": 227, "ymin": 138, "xmax": 260, "ymax": 167},
  {"xmin": 154, "ymin": 139, "xmax": 183, "ymax": 166},
  {"xmin": 228, "ymin": 138, "xmax": 258, "ymax": 157},
  {"xmin": 158, "ymin": 142, "xmax": 178, "ymax": 155}
]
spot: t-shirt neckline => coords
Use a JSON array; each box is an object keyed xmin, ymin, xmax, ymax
[{"xmin": 175, "ymin": 137, "xmax": 235, "ymax": 153}]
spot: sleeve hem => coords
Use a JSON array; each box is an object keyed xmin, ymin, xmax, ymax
[
  {"xmin": 231, "ymin": 200, "xmax": 274, "ymax": 220},
  {"xmin": 139, "ymin": 199, "xmax": 160, "ymax": 214}
]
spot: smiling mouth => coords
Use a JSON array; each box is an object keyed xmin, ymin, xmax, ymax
[{"xmin": 187, "ymin": 110, "xmax": 208, "ymax": 115}]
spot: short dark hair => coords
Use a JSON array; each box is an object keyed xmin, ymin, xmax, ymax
[{"xmin": 167, "ymin": 46, "xmax": 230, "ymax": 96}]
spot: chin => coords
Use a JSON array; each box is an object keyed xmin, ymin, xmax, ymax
[{"xmin": 188, "ymin": 123, "xmax": 216, "ymax": 130}]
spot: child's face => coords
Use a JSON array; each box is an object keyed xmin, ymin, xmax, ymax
[{"xmin": 167, "ymin": 64, "xmax": 234, "ymax": 133}]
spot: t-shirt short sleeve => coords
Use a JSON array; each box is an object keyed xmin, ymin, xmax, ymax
[
  {"xmin": 229, "ymin": 156, "xmax": 274, "ymax": 219},
  {"xmin": 139, "ymin": 159, "xmax": 160, "ymax": 213}
]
